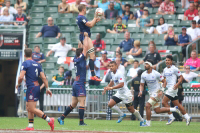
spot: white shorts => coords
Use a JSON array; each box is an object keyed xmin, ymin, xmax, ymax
[
  {"xmin": 114, "ymin": 91, "xmax": 133, "ymax": 104},
  {"xmin": 165, "ymin": 87, "xmax": 178, "ymax": 98}
]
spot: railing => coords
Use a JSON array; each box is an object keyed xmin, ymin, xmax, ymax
[{"xmin": 186, "ymin": 38, "xmax": 200, "ymax": 59}]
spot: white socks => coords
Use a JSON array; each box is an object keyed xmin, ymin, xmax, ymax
[
  {"xmin": 146, "ymin": 120, "xmax": 151, "ymax": 126},
  {"xmin": 169, "ymin": 114, "xmax": 175, "ymax": 119},
  {"xmin": 111, "ymin": 105, "xmax": 123, "ymax": 116},
  {"xmin": 170, "ymin": 108, "xmax": 176, "ymax": 112},
  {"xmin": 183, "ymin": 113, "xmax": 190, "ymax": 119},
  {"xmin": 28, "ymin": 123, "xmax": 33, "ymax": 128},
  {"xmin": 46, "ymin": 116, "xmax": 50, "ymax": 123},
  {"xmin": 133, "ymin": 110, "xmax": 144, "ymax": 122}
]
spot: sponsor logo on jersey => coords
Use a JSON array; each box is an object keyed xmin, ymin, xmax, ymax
[
  {"xmin": 164, "ymin": 73, "xmax": 172, "ymax": 76},
  {"xmin": 29, "ymin": 95, "xmax": 33, "ymax": 100},
  {"xmin": 120, "ymin": 78, "xmax": 122, "ymax": 80},
  {"xmin": 32, "ymin": 63, "xmax": 38, "ymax": 66},
  {"xmin": 146, "ymin": 80, "xmax": 156, "ymax": 83},
  {"xmin": 114, "ymin": 80, "xmax": 119, "ymax": 83}
]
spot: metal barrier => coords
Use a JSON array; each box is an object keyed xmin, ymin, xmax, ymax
[{"xmin": 186, "ymin": 38, "xmax": 200, "ymax": 59}]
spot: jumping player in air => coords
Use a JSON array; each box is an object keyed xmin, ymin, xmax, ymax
[
  {"xmin": 162, "ymin": 55, "xmax": 191, "ymax": 125},
  {"xmin": 16, "ymin": 48, "xmax": 54, "ymax": 131},
  {"xmin": 103, "ymin": 61, "xmax": 145, "ymax": 126},
  {"xmin": 57, "ymin": 33, "xmax": 88, "ymax": 126},
  {"xmin": 139, "ymin": 59, "xmax": 182, "ymax": 127},
  {"xmin": 76, "ymin": 4, "xmax": 102, "ymax": 82}
]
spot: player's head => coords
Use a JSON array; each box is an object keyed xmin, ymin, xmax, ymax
[
  {"xmin": 116, "ymin": 16, "xmax": 122, "ymax": 24},
  {"xmin": 133, "ymin": 60, "xmax": 139, "ymax": 68},
  {"xmin": 76, "ymin": 48, "xmax": 83, "ymax": 57},
  {"xmin": 59, "ymin": 66, "xmax": 64, "ymax": 73},
  {"xmin": 116, "ymin": 51, "xmax": 122, "ymax": 58},
  {"xmin": 166, "ymin": 55, "xmax": 173, "ymax": 67},
  {"xmin": 109, "ymin": 61, "xmax": 117, "ymax": 72},
  {"xmin": 137, "ymin": 69, "xmax": 144, "ymax": 77},
  {"xmin": 144, "ymin": 59, "xmax": 153, "ymax": 70},
  {"xmin": 78, "ymin": 4, "xmax": 86, "ymax": 14},
  {"xmin": 115, "ymin": 58, "xmax": 121, "ymax": 66},
  {"xmin": 34, "ymin": 45, "xmax": 40, "ymax": 53},
  {"xmin": 24, "ymin": 48, "xmax": 32, "ymax": 58}
]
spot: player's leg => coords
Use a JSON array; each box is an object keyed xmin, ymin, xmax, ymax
[
  {"xmin": 139, "ymin": 96, "xmax": 145, "ymax": 118},
  {"xmin": 172, "ymin": 99, "xmax": 191, "ymax": 126},
  {"xmin": 144, "ymin": 101, "xmax": 152, "ymax": 126},
  {"xmin": 78, "ymin": 96, "xmax": 86, "ymax": 125},
  {"xmin": 126, "ymin": 103, "xmax": 144, "ymax": 123}
]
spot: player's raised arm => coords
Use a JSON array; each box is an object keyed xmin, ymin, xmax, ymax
[{"xmin": 85, "ymin": 18, "xmax": 98, "ymax": 28}]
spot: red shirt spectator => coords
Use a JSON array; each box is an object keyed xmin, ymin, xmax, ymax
[
  {"xmin": 184, "ymin": 3, "xmax": 198, "ymax": 21},
  {"xmin": 92, "ymin": 33, "xmax": 106, "ymax": 52},
  {"xmin": 157, "ymin": 0, "xmax": 175, "ymax": 15},
  {"xmin": 100, "ymin": 51, "xmax": 111, "ymax": 70}
]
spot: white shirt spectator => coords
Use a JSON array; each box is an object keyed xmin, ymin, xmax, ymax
[
  {"xmin": 156, "ymin": 23, "xmax": 168, "ymax": 34},
  {"xmin": 118, "ymin": 64, "xmax": 125, "ymax": 76},
  {"xmin": 127, "ymin": 67, "xmax": 141, "ymax": 78},
  {"xmin": 186, "ymin": 27, "xmax": 200, "ymax": 40},
  {"xmin": 0, "ymin": 14, "xmax": 13, "ymax": 22},
  {"xmin": 1, "ymin": 6, "xmax": 17, "ymax": 15},
  {"xmin": 51, "ymin": 43, "xmax": 72, "ymax": 57},
  {"xmin": 193, "ymin": 16, "xmax": 200, "ymax": 23},
  {"xmin": 182, "ymin": 72, "xmax": 198, "ymax": 82}
]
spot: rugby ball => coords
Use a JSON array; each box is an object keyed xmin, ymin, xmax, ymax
[{"xmin": 95, "ymin": 8, "xmax": 104, "ymax": 19}]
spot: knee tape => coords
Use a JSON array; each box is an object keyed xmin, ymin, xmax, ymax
[
  {"xmin": 87, "ymin": 47, "xmax": 95, "ymax": 54},
  {"xmin": 147, "ymin": 98, "xmax": 157, "ymax": 107}
]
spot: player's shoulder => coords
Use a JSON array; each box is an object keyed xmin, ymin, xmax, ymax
[
  {"xmin": 152, "ymin": 69, "xmax": 161, "ymax": 75},
  {"xmin": 116, "ymin": 70, "xmax": 123, "ymax": 76},
  {"xmin": 141, "ymin": 70, "xmax": 147, "ymax": 76}
]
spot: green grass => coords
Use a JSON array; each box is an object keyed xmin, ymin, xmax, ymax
[{"xmin": 0, "ymin": 117, "xmax": 198, "ymax": 132}]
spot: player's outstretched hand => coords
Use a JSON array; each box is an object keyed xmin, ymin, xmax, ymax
[
  {"xmin": 46, "ymin": 90, "xmax": 52, "ymax": 97},
  {"xmin": 96, "ymin": 18, "xmax": 101, "ymax": 23},
  {"xmin": 138, "ymin": 91, "xmax": 142, "ymax": 97},
  {"xmin": 16, "ymin": 84, "xmax": 20, "ymax": 89},
  {"xmin": 102, "ymin": 87, "xmax": 107, "ymax": 95}
]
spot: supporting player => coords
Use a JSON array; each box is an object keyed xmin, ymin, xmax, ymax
[
  {"xmin": 103, "ymin": 61, "xmax": 145, "ymax": 126},
  {"xmin": 57, "ymin": 33, "xmax": 88, "ymax": 126},
  {"xmin": 76, "ymin": 4, "xmax": 101, "ymax": 82},
  {"xmin": 139, "ymin": 59, "xmax": 182, "ymax": 127},
  {"xmin": 162, "ymin": 55, "xmax": 191, "ymax": 125},
  {"xmin": 16, "ymin": 48, "xmax": 54, "ymax": 131}
]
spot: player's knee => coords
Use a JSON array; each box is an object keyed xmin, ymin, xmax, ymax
[
  {"xmin": 146, "ymin": 103, "xmax": 151, "ymax": 109},
  {"xmin": 108, "ymin": 104, "xmax": 113, "ymax": 108},
  {"xmin": 154, "ymin": 108, "xmax": 160, "ymax": 114},
  {"xmin": 162, "ymin": 101, "xmax": 166, "ymax": 106}
]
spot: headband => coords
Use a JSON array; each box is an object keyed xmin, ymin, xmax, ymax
[{"xmin": 144, "ymin": 61, "xmax": 152, "ymax": 67}]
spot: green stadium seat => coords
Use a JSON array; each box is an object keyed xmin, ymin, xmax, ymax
[
  {"xmin": 29, "ymin": 33, "xmax": 38, "ymax": 39},
  {"xmin": 42, "ymin": 18, "xmax": 57, "ymax": 25},
  {"xmin": 163, "ymin": 15, "xmax": 176, "ymax": 20},
  {"xmin": 96, "ymin": 19, "xmax": 112, "ymax": 26},
  {"xmin": 131, "ymin": 33, "xmax": 144, "ymax": 39},
  {"xmin": 61, "ymin": 33, "xmax": 71, "ymax": 38},
  {"xmin": 71, "ymin": 33, "xmax": 79, "ymax": 39},
  {"xmin": 153, "ymin": 20, "xmax": 159, "ymax": 26},
  {"xmin": 34, "ymin": 0, "xmax": 47, "ymax": 7},
  {"xmin": 55, "ymin": 64, "xmax": 69, "ymax": 69},
  {"xmin": 90, "ymin": 33, "xmax": 99, "ymax": 40},
  {"xmin": 144, "ymin": 34, "xmax": 158, "ymax": 39},
  {"xmin": 43, "ymin": 50, "xmax": 53, "ymax": 57},
  {"xmin": 151, "ymin": 14, "xmax": 162, "ymax": 20},
  {"xmin": 67, "ymin": 51, "xmax": 75, "ymax": 57},
  {"xmin": 57, "ymin": 18, "xmax": 70, "ymax": 26},
  {"xmin": 70, "ymin": 19, "xmax": 77, "ymax": 26},
  {"xmin": 104, "ymin": 38, "xmax": 114, "ymax": 45},
  {"xmin": 47, "ymin": 0, "xmax": 60, "ymax": 7},
  {"xmin": 111, "ymin": 45, "xmax": 119, "ymax": 50},
  {"xmin": 156, "ymin": 46, "xmax": 167, "ymax": 50},
  {"xmin": 31, "ymin": 7, "xmax": 44, "ymax": 13},
  {"xmin": 175, "ymin": 2, "xmax": 182, "ymax": 8},
  {"xmin": 46, "ymin": 74, "xmax": 54, "ymax": 82},
  {"xmin": 152, "ymin": 8, "xmax": 159, "ymax": 14},
  {"xmin": 45, "ymin": 69, "xmax": 58, "ymax": 75},
  {"xmin": 168, "ymin": 46, "xmax": 182, "ymax": 54},
  {"xmin": 59, "ymin": 13, "xmax": 73, "ymax": 19},
  {"xmin": 127, "ymin": 27, "xmax": 140, "ymax": 33},
  {"xmin": 29, "ymin": 19, "xmax": 42, "ymax": 26},
  {"xmin": 167, "ymin": 20, "xmax": 180, "ymax": 27},
  {"xmin": 43, "ymin": 44, "xmax": 52, "ymax": 49},
  {"xmin": 174, "ymin": 27, "xmax": 182, "ymax": 34},
  {"xmin": 105, "ymin": 44, "xmax": 111, "ymax": 51},
  {"xmin": 28, "ymin": 44, "xmax": 43, "ymax": 49},
  {"xmin": 180, "ymin": 21, "xmax": 191, "ymax": 27},
  {"xmin": 29, "ymin": 26, "xmax": 43, "ymax": 32},
  {"xmin": 45, "ymin": 57, "xmax": 58, "ymax": 63},
  {"xmin": 176, "ymin": 8, "xmax": 186, "ymax": 14},
  {"xmin": 154, "ymin": 39, "xmax": 165, "ymax": 46},
  {"xmin": 148, "ymin": 8, "xmax": 153, "ymax": 14},
  {"xmin": 113, "ymin": 39, "xmax": 124, "ymax": 45},
  {"xmin": 140, "ymin": 46, "xmax": 148, "ymax": 51},
  {"xmin": 91, "ymin": 26, "xmax": 106, "ymax": 33},
  {"xmin": 140, "ymin": 39, "xmax": 153, "ymax": 45},
  {"xmin": 45, "ymin": 12, "xmax": 59, "ymax": 19},
  {"xmin": 42, "ymin": 63, "xmax": 55, "ymax": 69},
  {"xmin": 127, "ymin": 20, "xmax": 136, "ymax": 25},
  {"xmin": 104, "ymin": 33, "xmax": 117, "ymax": 39},
  {"xmin": 158, "ymin": 34, "xmax": 166, "ymax": 39},
  {"xmin": 30, "ymin": 13, "xmax": 44, "ymax": 18},
  {"xmin": 116, "ymin": 33, "xmax": 125, "ymax": 39},
  {"xmin": 29, "ymin": 38, "xmax": 43, "ymax": 44},
  {"xmin": 73, "ymin": 44, "xmax": 78, "ymax": 48},
  {"xmin": 45, "ymin": 7, "xmax": 58, "ymax": 13},
  {"xmin": 44, "ymin": 38, "xmax": 59, "ymax": 44},
  {"xmin": 100, "ymin": 70, "xmax": 105, "ymax": 79},
  {"xmin": 123, "ymin": 1, "xmax": 133, "ymax": 5},
  {"xmin": 60, "ymin": 26, "xmax": 75, "ymax": 33}
]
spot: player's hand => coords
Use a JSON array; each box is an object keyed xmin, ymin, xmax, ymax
[
  {"xmin": 157, "ymin": 91, "xmax": 163, "ymax": 98},
  {"xmin": 96, "ymin": 18, "xmax": 101, "ymax": 23},
  {"xmin": 16, "ymin": 84, "xmax": 20, "ymax": 89},
  {"xmin": 173, "ymin": 84, "xmax": 179, "ymax": 90},
  {"xmin": 138, "ymin": 91, "xmax": 142, "ymax": 97},
  {"xmin": 102, "ymin": 87, "xmax": 107, "ymax": 95},
  {"xmin": 46, "ymin": 90, "xmax": 52, "ymax": 97}
]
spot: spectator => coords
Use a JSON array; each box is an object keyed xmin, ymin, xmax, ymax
[
  {"xmin": 183, "ymin": 65, "xmax": 200, "ymax": 83},
  {"xmin": 36, "ymin": 17, "xmax": 61, "ymax": 38},
  {"xmin": 126, "ymin": 40, "xmax": 142, "ymax": 58},
  {"xmin": 145, "ymin": 0, "xmax": 162, "ymax": 8},
  {"xmin": 164, "ymin": 26, "xmax": 178, "ymax": 45},
  {"xmin": 32, "ymin": 45, "xmax": 46, "ymax": 64},
  {"xmin": 144, "ymin": 17, "xmax": 168, "ymax": 35},
  {"xmin": 1, "ymin": 0, "xmax": 17, "ymax": 16},
  {"xmin": 115, "ymin": 57, "xmax": 125, "ymax": 75},
  {"xmin": 100, "ymin": 51, "xmax": 111, "ymax": 70},
  {"xmin": 86, "ymin": 56, "xmax": 100, "ymax": 86},
  {"xmin": 46, "ymin": 37, "xmax": 76, "ymax": 58},
  {"xmin": 184, "ymin": 3, "xmax": 198, "ymax": 21},
  {"xmin": 0, "ymin": 7, "xmax": 13, "ymax": 25},
  {"xmin": 14, "ymin": 0, "xmax": 26, "ymax": 13},
  {"xmin": 139, "ymin": 43, "xmax": 161, "ymax": 70},
  {"xmin": 38, "ymin": 75, "xmax": 47, "ymax": 111},
  {"xmin": 107, "ymin": 16, "xmax": 127, "ymax": 33},
  {"xmin": 122, "ymin": 4, "xmax": 133, "ymax": 20},
  {"xmin": 90, "ymin": 0, "xmax": 110, "ymax": 12},
  {"xmin": 181, "ymin": 0, "xmax": 189, "ymax": 9},
  {"xmin": 184, "ymin": 50, "xmax": 200, "ymax": 71},
  {"xmin": 194, "ymin": 1, "xmax": 200, "ymax": 10},
  {"xmin": 134, "ymin": 3, "xmax": 145, "ymax": 19},
  {"xmin": 116, "ymin": 32, "xmax": 134, "ymax": 52},
  {"xmin": 193, "ymin": 10, "xmax": 200, "ymax": 23},
  {"xmin": 146, "ymin": 41, "xmax": 158, "ymax": 54},
  {"xmin": 70, "ymin": 0, "xmax": 81, "ymax": 13},
  {"xmin": 92, "ymin": 33, "xmax": 106, "ymax": 52},
  {"xmin": 58, "ymin": 0, "xmax": 70, "ymax": 14},
  {"xmin": 136, "ymin": 7, "xmax": 153, "ymax": 28},
  {"xmin": 127, "ymin": 60, "xmax": 141, "ymax": 78},
  {"xmin": 13, "ymin": 7, "xmax": 27, "ymax": 26},
  {"xmin": 64, "ymin": 70, "xmax": 74, "ymax": 86},
  {"xmin": 52, "ymin": 66, "xmax": 65, "ymax": 86},
  {"xmin": 131, "ymin": 69, "xmax": 145, "ymax": 120},
  {"xmin": 177, "ymin": 27, "xmax": 192, "ymax": 58},
  {"xmin": 104, "ymin": 2, "xmax": 118, "ymax": 19},
  {"xmin": 115, "ymin": 51, "xmax": 128, "ymax": 67},
  {"xmin": 114, "ymin": 0, "xmax": 124, "ymax": 16},
  {"xmin": 157, "ymin": 0, "xmax": 175, "ymax": 15}
]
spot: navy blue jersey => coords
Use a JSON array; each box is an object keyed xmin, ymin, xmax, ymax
[
  {"xmin": 21, "ymin": 60, "xmax": 42, "ymax": 88},
  {"xmin": 73, "ymin": 53, "xmax": 86, "ymax": 83},
  {"xmin": 76, "ymin": 15, "xmax": 91, "ymax": 40}
]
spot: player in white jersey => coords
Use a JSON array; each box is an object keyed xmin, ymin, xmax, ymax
[
  {"xmin": 139, "ymin": 59, "xmax": 181, "ymax": 127},
  {"xmin": 162, "ymin": 55, "xmax": 191, "ymax": 125},
  {"xmin": 103, "ymin": 61, "xmax": 145, "ymax": 126}
]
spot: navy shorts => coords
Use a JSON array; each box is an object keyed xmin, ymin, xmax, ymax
[
  {"xmin": 72, "ymin": 81, "xmax": 86, "ymax": 97},
  {"xmin": 26, "ymin": 86, "xmax": 40, "ymax": 102},
  {"xmin": 79, "ymin": 32, "xmax": 91, "ymax": 44}
]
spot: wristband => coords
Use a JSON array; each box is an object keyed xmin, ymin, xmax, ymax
[{"xmin": 47, "ymin": 87, "xmax": 50, "ymax": 91}]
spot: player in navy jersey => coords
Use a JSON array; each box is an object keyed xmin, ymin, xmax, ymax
[
  {"xmin": 76, "ymin": 4, "xmax": 101, "ymax": 82},
  {"xmin": 16, "ymin": 48, "xmax": 54, "ymax": 131},
  {"xmin": 57, "ymin": 33, "xmax": 88, "ymax": 126}
]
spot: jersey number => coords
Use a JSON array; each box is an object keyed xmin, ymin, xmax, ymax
[{"xmin": 35, "ymin": 68, "xmax": 38, "ymax": 77}]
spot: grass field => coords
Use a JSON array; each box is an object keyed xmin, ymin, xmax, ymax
[{"xmin": 0, "ymin": 117, "xmax": 198, "ymax": 133}]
